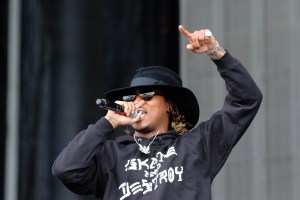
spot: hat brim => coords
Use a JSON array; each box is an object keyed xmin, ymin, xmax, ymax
[{"xmin": 105, "ymin": 85, "xmax": 199, "ymax": 129}]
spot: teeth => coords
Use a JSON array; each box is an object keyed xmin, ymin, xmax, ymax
[{"xmin": 137, "ymin": 110, "xmax": 146, "ymax": 116}]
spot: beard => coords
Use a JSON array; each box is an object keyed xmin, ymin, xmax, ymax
[{"xmin": 132, "ymin": 125, "xmax": 155, "ymax": 134}]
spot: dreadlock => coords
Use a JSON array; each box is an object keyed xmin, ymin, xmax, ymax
[{"xmin": 167, "ymin": 100, "xmax": 191, "ymax": 135}]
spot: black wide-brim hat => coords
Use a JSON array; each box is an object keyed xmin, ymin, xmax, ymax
[{"xmin": 105, "ymin": 66, "xmax": 199, "ymax": 129}]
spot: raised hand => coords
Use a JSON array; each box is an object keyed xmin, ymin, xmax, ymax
[{"xmin": 178, "ymin": 25, "xmax": 217, "ymax": 54}]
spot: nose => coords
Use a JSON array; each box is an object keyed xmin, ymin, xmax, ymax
[{"xmin": 133, "ymin": 95, "xmax": 143, "ymax": 103}]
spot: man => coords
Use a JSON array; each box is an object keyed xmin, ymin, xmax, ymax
[{"xmin": 52, "ymin": 25, "xmax": 262, "ymax": 200}]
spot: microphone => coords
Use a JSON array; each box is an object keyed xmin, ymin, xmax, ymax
[{"xmin": 96, "ymin": 99, "xmax": 137, "ymax": 118}]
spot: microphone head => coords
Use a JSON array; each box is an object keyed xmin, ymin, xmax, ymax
[{"xmin": 96, "ymin": 99, "xmax": 106, "ymax": 106}]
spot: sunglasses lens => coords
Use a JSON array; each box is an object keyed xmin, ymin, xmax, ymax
[
  {"xmin": 140, "ymin": 92, "xmax": 155, "ymax": 101},
  {"xmin": 122, "ymin": 91, "xmax": 157, "ymax": 102},
  {"xmin": 122, "ymin": 95, "xmax": 136, "ymax": 102}
]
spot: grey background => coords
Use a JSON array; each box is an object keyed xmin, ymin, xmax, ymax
[{"xmin": 179, "ymin": 0, "xmax": 300, "ymax": 200}]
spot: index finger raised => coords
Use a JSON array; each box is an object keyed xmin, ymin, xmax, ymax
[{"xmin": 178, "ymin": 25, "xmax": 193, "ymax": 42}]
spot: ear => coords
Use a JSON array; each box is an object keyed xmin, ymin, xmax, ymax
[
  {"xmin": 166, "ymin": 105, "xmax": 170, "ymax": 113},
  {"xmin": 166, "ymin": 100, "xmax": 172, "ymax": 113}
]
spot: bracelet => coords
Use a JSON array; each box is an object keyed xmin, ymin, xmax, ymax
[{"xmin": 206, "ymin": 41, "xmax": 220, "ymax": 55}]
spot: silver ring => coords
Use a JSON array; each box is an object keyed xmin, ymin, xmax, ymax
[
  {"xmin": 204, "ymin": 31, "xmax": 212, "ymax": 37},
  {"xmin": 130, "ymin": 110, "xmax": 137, "ymax": 119}
]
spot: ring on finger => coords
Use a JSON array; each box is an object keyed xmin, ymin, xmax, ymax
[{"xmin": 204, "ymin": 30, "xmax": 212, "ymax": 37}]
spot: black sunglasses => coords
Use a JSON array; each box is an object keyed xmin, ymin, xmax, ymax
[{"xmin": 122, "ymin": 91, "xmax": 162, "ymax": 102}]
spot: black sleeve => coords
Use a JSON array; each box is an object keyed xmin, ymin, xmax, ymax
[
  {"xmin": 197, "ymin": 52, "xmax": 263, "ymax": 179},
  {"xmin": 52, "ymin": 117, "xmax": 115, "ymax": 197}
]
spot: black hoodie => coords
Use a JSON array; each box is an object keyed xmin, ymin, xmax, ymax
[{"xmin": 52, "ymin": 52, "xmax": 263, "ymax": 200}]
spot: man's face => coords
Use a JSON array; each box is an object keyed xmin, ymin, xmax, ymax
[{"xmin": 129, "ymin": 90, "xmax": 169, "ymax": 134}]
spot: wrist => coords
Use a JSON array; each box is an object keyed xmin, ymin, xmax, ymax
[
  {"xmin": 104, "ymin": 115, "xmax": 119, "ymax": 129},
  {"xmin": 206, "ymin": 41, "xmax": 226, "ymax": 60}
]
